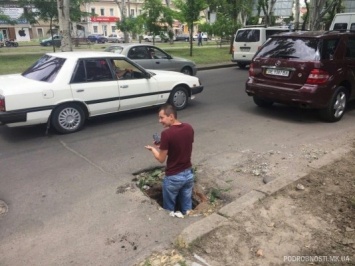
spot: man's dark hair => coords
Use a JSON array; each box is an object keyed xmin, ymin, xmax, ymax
[{"xmin": 159, "ymin": 104, "xmax": 177, "ymax": 118}]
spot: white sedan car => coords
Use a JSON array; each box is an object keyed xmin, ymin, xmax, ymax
[{"xmin": 0, "ymin": 52, "xmax": 203, "ymax": 134}]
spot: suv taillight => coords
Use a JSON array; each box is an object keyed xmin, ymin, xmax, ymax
[
  {"xmin": 306, "ymin": 69, "xmax": 330, "ymax": 84},
  {"xmin": 249, "ymin": 63, "xmax": 255, "ymax": 76},
  {"xmin": 0, "ymin": 95, "xmax": 5, "ymax": 112}
]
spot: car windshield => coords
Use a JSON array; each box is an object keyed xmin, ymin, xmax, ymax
[
  {"xmin": 255, "ymin": 37, "xmax": 338, "ymax": 61},
  {"xmin": 22, "ymin": 55, "xmax": 65, "ymax": 82}
]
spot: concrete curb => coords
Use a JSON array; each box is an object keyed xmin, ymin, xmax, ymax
[
  {"xmin": 176, "ymin": 145, "xmax": 353, "ymax": 248},
  {"xmin": 197, "ymin": 63, "xmax": 236, "ymax": 71}
]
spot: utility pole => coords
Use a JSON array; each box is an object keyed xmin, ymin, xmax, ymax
[
  {"xmin": 295, "ymin": 0, "xmax": 300, "ymax": 30},
  {"xmin": 121, "ymin": 0, "xmax": 129, "ymax": 43}
]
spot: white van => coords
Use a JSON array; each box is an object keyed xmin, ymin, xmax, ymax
[
  {"xmin": 329, "ymin": 13, "xmax": 355, "ymax": 31},
  {"xmin": 232, "ymin": 26, "xmax": 289, "ymax": 68}
]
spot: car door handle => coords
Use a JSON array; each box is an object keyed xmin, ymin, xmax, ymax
[
  {"xmin": 155, "ymin": 62, "xmax": 160, "ymax": 64},
  {"xmin": 120, "ymin": 85, "xmax": 128, "ymax": 88},
  {"xmin": 76, "ymin": 89, "xmax": 84, "ymax": 92}
]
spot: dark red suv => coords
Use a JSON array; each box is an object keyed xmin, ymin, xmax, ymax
[{"xmin": 245, "ymin": 31, "xmax": 355, "ymax": 122}]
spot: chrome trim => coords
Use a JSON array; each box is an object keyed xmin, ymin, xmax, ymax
[{"xmin": 261, "ymin": 65, "xmax": 296, "ymax": 71}]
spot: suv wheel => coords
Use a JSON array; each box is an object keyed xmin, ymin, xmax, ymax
[
  {"xmin": 253, "ymin": 96, "xmax": 274, "ymax": 108},
  {"xmin": 319, "ymin": 86, "xmax": 348, "ymax": 122}
]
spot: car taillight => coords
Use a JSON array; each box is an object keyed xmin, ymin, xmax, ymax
[
  {"xmin": 0, "ymin": 95, "xmax": 5, "ymax": 112},
  {"xmin": 306, "ymin": 69, "xmax": 330, "ymax": 84},
  {"xmin": 249, "ymin": 63, "xmax": 255, "ymax": 76}
]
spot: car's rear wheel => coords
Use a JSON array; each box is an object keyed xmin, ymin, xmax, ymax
[
  {"xmin": 51, "ymin": 103, "xmax": 85, "ymax": 134},
  {"xmin": 169, "ymin": 86, "xmax": 188, "ymax": 110},
  {"xmin": 253, "ymin": 96, "xmax": 274, "ymax": 108},
  {"xmin": 181, "ymin": 67, "xmax": 193, "ymax": 75},
  {"xmin": 319, "ymin": 86, "xmax": 348, "ymax": 122}
]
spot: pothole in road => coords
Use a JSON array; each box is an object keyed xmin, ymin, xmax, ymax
[
  {"xmin": 130, "ymin": 167, "xmax": 228, "ymax": 216},
  {"xmin": 0, "ymin": 200, "xmax": 8, "ymax": 218}
]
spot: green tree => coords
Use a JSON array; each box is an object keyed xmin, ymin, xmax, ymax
[
  {"xmin": 138, "ymin": 0, "xmax": 174, "ymax": 45},
  {"xmin": 205, "ymin": 0, "xmax": 252, "ymax": 53},
  {"xmin": 0, "ymin": 10, "xmax": 16, "ymax": 25},
  {"xmin": 116, "ymin": 16, "xmax": 144, "ymax": 41},
  {"xmin": 257, "ymin": 0, "xmax": 277, "ymax": 26},
  {"xmin": 18, "ymin": 0, "xmax": 92, "ymax": 51},
  {"xmin": 173, "ymin": 0, "xmax": 207, "ymax": 56},
  {"xmin": 302, "ymin": 0, "xmax": 343, "ymax": 30}
]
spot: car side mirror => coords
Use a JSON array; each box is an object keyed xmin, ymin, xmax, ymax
[
  {"xmin": 144, "ymin": 72, "xmax": 151, "ymax": 79},
  {"xmin": 167, "ymin": 54, "xmax": 172, "ymax": 59}
]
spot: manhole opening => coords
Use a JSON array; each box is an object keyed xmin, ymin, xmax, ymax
[
  {"xmin": 0, "ymin": 200, "xmax": 9, "ymax": 217},
  {"xmin": 132, "ymin": 167, "xmax": 225, "ymax": 214}
]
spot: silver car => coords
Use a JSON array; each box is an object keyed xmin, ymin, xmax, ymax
[{"xmin": 104, "ymin": 44, "xmax": 197, "ymax": 76}]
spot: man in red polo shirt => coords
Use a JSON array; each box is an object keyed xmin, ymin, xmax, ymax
[{"xmin": 145, "ymin": 104, "xmax": 194, "ymax": 217}]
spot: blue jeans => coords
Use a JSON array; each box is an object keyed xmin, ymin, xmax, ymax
[{"xmin": 163, "ymin": 168, "xmax": 194, "ymax": 214}]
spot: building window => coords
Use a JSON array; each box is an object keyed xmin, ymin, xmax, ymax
[
  {"xmin": 93, "ymin": 26, "xmax": 98, "ymax": 33},
  {"xmin": 130, "ymin": 9, "xmax": 135, "ymax": 17},
  {"xmin": 112, "ymin": 26, "xmax": 116, "ymax": 32},
  {"xmin": 110, "ymin": 8, "xmax": 114, "ymax": 16},
  {"xmin": 37, "ymin": 28, "xmax": 43, "ymax": 38},
  {"xmin": 100, "ymin": 8, "xmax": 105, "ymax": 16},
  {"xmin": 138, "ymin": 9, "xmax": 142, "ymax": 15},
  {"xmin": 91, "ymin": 8, "xmax": 95, "ymax": 15}
]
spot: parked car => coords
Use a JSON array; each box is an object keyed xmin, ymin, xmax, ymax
[
  {"xmin": 104, "ymin": 44, "xmax": 197, "ymax": 75},
  {"xmin": 107, "ymin": 33, "xmax": 123, "ymax": 43},
  {"xmin": 40, "ymin": 35, "xmax": 62, "ymax": 47},
  {"xmin": 87, "ymin": 34, "xmax": 108, "ymax": 43},
  {"xmin": 245, "ymin": 30, "xmax": 355, "ymax": 122},
  {"xmin": 143, "ymin": 34, "xmax": 169, "ymax": 42},
  {"xmin": 330, "ymin": 12, "xmax": 355, "ymax": 31},
  {"xmin": 0, "ymin": 52, "xmax": 203, "ymax": 134},
  {"xmin": 193, "ymin": 32, "xmax": 208, "ymax": 41},
  {"xmin": 175, "ymin": 33, "xmax": 190, "ymax": 41},
  {"xmin": 232, "ymin": 26, "xmax": 289, "ymax": 69}
]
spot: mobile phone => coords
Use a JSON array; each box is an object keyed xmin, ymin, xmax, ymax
[{"xmin": 153, "ymin": 133, "xmax": 161, "ymax": 144}]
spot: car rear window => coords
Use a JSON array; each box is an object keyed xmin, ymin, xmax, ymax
[
  {"xmin": 22, "ymin": 55, "xmax": 65, "ymax": 82},
  {"xmin": 235, "ymin": 29, "xmax": 260, "ymax": 42},
  {"xmin": 255, "ymin": 37, "xmax": 339, "ymax": 61}
]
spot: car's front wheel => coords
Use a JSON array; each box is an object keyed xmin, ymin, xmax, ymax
[
  {"xmin": 181, "ymin": 67, "xmax": 193, "ymax": 75},
  {"xmin": 319, "ymin": 86, "xmax": 348, "ymax": 122},
  {"xmin": 51, "ymin": 103, "xmax": 85, "ymax": 134},
  {"xmin": 253, "ymin": 96, "xmax": 274, "ymax": 108},
  {"xmin": 169, "ymin": 86, "xmax": 188, "ymax": 110}
]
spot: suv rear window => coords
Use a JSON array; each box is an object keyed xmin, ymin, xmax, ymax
[
  {"xmin": 255, "ymin": 37, "xmax": 340, "ymax": 61},
  {"xmin": 235, "ymin": 30, "xmax": 260, "ymax": 42}
]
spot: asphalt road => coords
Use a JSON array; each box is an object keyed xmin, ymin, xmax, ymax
[{"xmin": 1, "ymin": 67, "xmax": 355, "ymax": 265}]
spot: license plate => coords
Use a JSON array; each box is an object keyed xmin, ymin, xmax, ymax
[
  {"xmin": 265, "ymin": 68, "xmax": 289, "ymax": 77},
  {"xmin": 240, "ymin": 47, "xmax": 250, "ymax": 52}
]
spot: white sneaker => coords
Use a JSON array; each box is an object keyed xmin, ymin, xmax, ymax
[
  {"xmin": 174, "ymin": 211, "xmax": 184, "ymax": 218},
  {"xmin": 169, "ymin": 211, "xmax": 175, "ymax": 217}
]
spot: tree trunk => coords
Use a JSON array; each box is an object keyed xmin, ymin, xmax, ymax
[
  {"xmin": 57, "ymin": 0, "xmax": 72, "ymax": 51},
  {"xmin": 189, "ymin": 23, "xmax": 193, "ymax": 56}
]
